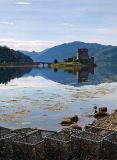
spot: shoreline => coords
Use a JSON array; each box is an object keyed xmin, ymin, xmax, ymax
[
  {"xmin": 0, "ymin": 64, "xmax": 40, "ymax": 68},
  {"xmin": 0, "ymin": 111, "xmax": 117, "ymax": 160},
  {"xmin": 1, "ymin": 111, "xmax": 117, "ymax": 132}
]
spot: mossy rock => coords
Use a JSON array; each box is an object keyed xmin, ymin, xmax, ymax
[
  {"xmin": 99, "ymin": 107, "xmax": 107, "ymax": 112},
  {"xmin": 94, "ymin": 111, "xmax": 109, "ymax": 118},
  {"xmin": 93, "ymin": 106, "xmax": 97, "ymax": 110},
  {"xmin": 60, "ymin": 120, "xmax": 75, "ymax": 126},
  {"xmin": 69, "ymin": 125, "xmax": 82, "ymax": 130},
  {"xmin": 85, "ymin": 114, "xmax": 93, "ymax": 117},
  {"xmin": 70, "ymin": 115, "xmax": 78, "ymax": 122}
]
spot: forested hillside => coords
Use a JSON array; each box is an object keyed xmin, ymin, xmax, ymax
[{"xmin": 0, "ymin": 46, "xmax": 33, "ymax": 63}]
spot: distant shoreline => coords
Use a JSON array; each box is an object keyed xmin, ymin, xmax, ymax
[
  {"xmin": 0, "ymin": 63, "xmax": 50, "ymax": 68},
  {"xmin": 0, "ymin": 64, "xmax": 39, "ymax": 68}
]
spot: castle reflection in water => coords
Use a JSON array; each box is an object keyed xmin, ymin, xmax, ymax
[
  {"xmin": 76, "ymin": 67, "xmax": 94, "ymax": 83},
  {"xmin": 57, "ymin": 66, "xmax": 95, "ymax": 84}
]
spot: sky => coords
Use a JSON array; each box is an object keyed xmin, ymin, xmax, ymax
[{"xmin": 0, "ymin": 0, "xmax": 117, "ymax": 51}]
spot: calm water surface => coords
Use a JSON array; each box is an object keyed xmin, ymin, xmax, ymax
[{"xmin": 0, "ymin": 65, "xmax": 117, "ymax": 131}]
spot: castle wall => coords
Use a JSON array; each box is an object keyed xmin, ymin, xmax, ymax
[{"xmin": 64, "ymin": 48, "xmax": 95, "ymax": 65}]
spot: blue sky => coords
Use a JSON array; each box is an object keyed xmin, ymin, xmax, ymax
[{"xmin": 0, "ymin": 0, "xmax": 117, "ymax": 51}]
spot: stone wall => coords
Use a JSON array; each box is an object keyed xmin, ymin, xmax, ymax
[{"xmin": 0, "ymin": 126, "xmax": 116, "ymax": 160}]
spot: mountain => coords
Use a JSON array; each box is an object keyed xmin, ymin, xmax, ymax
[
  {"xmin": 20, "ymin": 48, "xmax": 50, "ymax": 62},
  {"xmin": 94, "ymin": 46, "xmax": 117, "ymax": 63},
  {"xmin": 0, "ymin": 46, "xmax": 33, "ymax": 63},
  {"xmin": 21, "ymin": 41, "xmax": 117, "ymax": 64},
  {"xmin": 20, "ymin": 51, "xmax": 40, "ymax": 62}
]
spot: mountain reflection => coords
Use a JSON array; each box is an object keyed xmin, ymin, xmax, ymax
[
  {"xmin": 0, "ymin": 67, "xmax": 32, "ymax": 84},
  {"xmin": 0, "ymin": 63, "xmax": 117, "ymax": 86}
]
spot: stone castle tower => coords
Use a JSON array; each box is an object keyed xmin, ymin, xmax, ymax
[{"xmin": 76, "ymin": 48, "xmax": 89, "ymax": 60}]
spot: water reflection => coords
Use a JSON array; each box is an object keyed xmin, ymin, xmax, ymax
[
  {"xmin": 53, "ymin": 67, "xmax": 94, "ymax": 83},
  {"xmin": 62, "ymin": 67, "xmax": 94, "ymax": 83},
  {"xmin": 0, "ymin": 66, "xmax": 95, "ymax": 86},
  {"xmin": 0, "ymin": 63, "xmax": 117, "ymax": 86},
  {"xmin": 0, "ymin": 67, "xmax": 32, "ymax": 84},
  {"xmin": 77, "ymin": 67, "xmax": 94, "ymax": 83},
  {"xmin": 0, "ymin": 64, "xmax": 117, "ymax": 130}
]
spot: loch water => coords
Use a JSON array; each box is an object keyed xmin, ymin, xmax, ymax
[{"xmin": 0, "ymin": 64, "xmax": 117, "ymax": 131}]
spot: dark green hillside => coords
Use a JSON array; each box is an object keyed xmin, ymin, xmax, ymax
[{"xmin": 0, "ymin": 46, "xmax": 33, "ymax": 63}]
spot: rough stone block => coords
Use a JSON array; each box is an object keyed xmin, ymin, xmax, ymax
[
  {"xmin": 101, "ymin": 132, "xmax": 117, "ymax": 160},
  {"xmin": 12, "ymin": 129, "xmax": 55, "ymax": 160},
  {"xmin": 44, "ymin": 132, "xmax": 72, "ymax": 160},
  {"xmin": 71, "ymin": 131, "xmax": 103, "ymax": 160}
]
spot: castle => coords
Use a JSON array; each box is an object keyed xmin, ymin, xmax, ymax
[{"xmin": 64, "ymin": 48, "xmax": 94, "ymax": 64}]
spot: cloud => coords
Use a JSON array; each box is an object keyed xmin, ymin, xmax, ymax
[
  {"xmin": 0, "ymin": 22, "xmax": 14, "ymax": 25},
  {"xmin": 0, "ymin": 39, "xmax": 59, "ymax": 51},
  {"xmin": 16, "ymin": 2, "xmax": 31, "ymax": 5}
]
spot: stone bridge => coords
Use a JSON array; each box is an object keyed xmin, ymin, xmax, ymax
[{"xmin": 29, "ymin": 62, "xmax": 52, "ymax": 67}]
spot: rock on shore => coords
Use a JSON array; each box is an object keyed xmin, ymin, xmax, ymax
[{"xmin": 92, "ymin": 111, "xmax": 117, "ymax": 130}]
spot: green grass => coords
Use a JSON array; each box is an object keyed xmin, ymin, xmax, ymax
[{"xmin": 51, "ymin": 62, "xmax": 84, "ymax": 70}]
